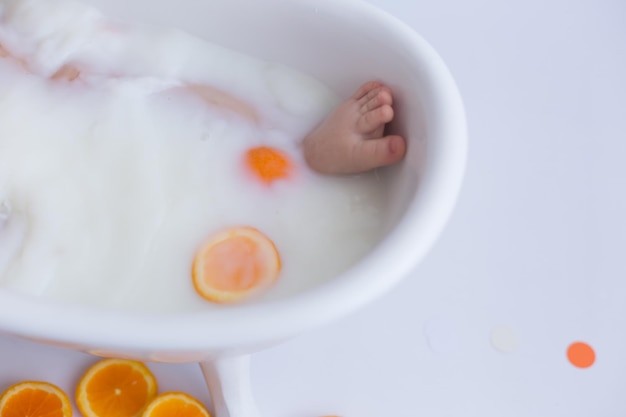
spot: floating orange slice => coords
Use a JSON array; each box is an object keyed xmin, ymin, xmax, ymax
[
  {"xmin": 0, "ymin": 381, "xmax": 72, "ymax": 417},
  {"xmin": 76, "ymin": 358, "xmax": 158, "ymax": 417},
  {"xmin": 142, "ymin": 393, "xmax": 210, "ymax": 417},
  {"xmin": 245, "ymin": 146, "xmax": 293, "ymax": 185},
  {"xmin": 192, "ymin": 226, "xmax": 281, "ymax": 303}
]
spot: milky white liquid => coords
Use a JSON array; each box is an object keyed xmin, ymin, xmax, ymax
[{"xmin": 0, "ymin": 0, "xmax": 387, "ymax": 312}]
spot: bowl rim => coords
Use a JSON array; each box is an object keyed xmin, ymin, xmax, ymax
[{"xmin": 0, "ymin": 0, "xmax": 467, "ymax": 354}]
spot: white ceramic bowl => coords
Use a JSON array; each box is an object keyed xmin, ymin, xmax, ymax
[{"xmin": 0, "ymin": 0, "xmax": 466, "ymax": 414}]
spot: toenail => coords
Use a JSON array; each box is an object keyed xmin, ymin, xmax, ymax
[{"xmin": 389, "ymin": 137, "xmax": 398, "ymax": 154}]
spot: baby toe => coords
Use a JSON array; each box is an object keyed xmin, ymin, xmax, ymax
[
  {"xmin": 351, "ymin": 81, "xmax": 383, "ymax": 100},
  {"xmin": 357, "ymin": 85, "xmax": 382, "ymax": 107},
  {"xmin": 360, "ymin": 87, "xmax": 393, "ymax": 114},
  {"xmin": 351, "ymin": 134, "xmax": 407, "ymax": 172},
  {"xmin": 357, "ymin": 104, "xmax": 394, "ymax": 134}
]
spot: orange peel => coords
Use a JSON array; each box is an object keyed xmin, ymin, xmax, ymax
[
  {"xmin": 0, "ymin": 381, "xmax": 72, "ymax": 417},
  {"xmin": 245, "ymin": 146, "xmax": 293, "ymax": 185},
  {"xmin": 192, "ymin": 226, "xmax": 281, "ymax": 303}
]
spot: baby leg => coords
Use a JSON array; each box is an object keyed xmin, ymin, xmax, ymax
[
  {"xmin": 175, "ymin": 84, "xmax": 260, "ymax": 124},
  {"xmin": 1, "ymin": 40, "xmax": 81, "ymax": 81},
  {"xmin": 0, "ymin": 42, "xmax": 30, "ymax": 71},
  {"xmin": 50, "ymin": 64, "xmax": 82, "ymax": 82}
]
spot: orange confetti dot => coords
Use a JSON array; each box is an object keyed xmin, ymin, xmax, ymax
[
  {"xmin": 567, "ymin": 341, "xmax": 595, "ymax": 369},
  {"xmin": 245, "ymin": 146, "xmax": 293, "ymax": 184}
]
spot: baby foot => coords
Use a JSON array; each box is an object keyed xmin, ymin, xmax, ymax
[{"xmin": 303, "ymin": 81, "xmax": 406, "ymax": 174}]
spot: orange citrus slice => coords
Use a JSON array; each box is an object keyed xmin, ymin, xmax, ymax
[
  {"xmin": 192, "ymin": 226, "xmax": 281, "ymax": 303},
  {"xmin": 245, "ymin": 146, "xmax": 293, "ymax": 184},
  {"xmin": 142, "ymin": 392, "xmax": 210, "ymax": 417},
  {"xmin": 0, "ymin": 381, "xmax": 72, "ymax": 417},
  {"xmin": 76, "ymin": 358, "xmax": 158, "ymax": 417}
]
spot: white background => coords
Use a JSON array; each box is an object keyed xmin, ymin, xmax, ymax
[{"xmin": 1, "ymin": 0, "xmax": 625, "ymax": 416}]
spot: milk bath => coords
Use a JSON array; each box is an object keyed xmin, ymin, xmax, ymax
[{"xmin": 0, "ymin": 0, "xmax": 388, "ymax": 312}]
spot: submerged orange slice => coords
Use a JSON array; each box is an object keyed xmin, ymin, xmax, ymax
[
  {"xmin": 0, "ymin": 381, "xmax": 72, "ymax": 417},
  {"xmin": 142, "ymin": 393, "xmax": 210, "ymax": 417},
  {"xmin": 192, "ymin": 226, "xmax": 281, "ymax": 303},
  {"xmin": 76, "ymin": 358, "xmax": 158, "ymax": 417},
  {"xmin": 245, "ymin": 146, "xmax": 293, "ymax": 184}
]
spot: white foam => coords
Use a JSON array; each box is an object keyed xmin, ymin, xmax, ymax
[{"xmin": 0, "ymin": 0, "xmax": 387, "ymax": 312}]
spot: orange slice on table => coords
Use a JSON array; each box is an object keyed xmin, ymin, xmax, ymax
[
  {"xmin": 245, "ymin": 146, "xmax": 294, "ymax": 185},
  {"xmin": 142, "ymin": 392, "xmax": 210, "ymax": 417},
  {"xmin": 192, "ymin": 226, "xmax": 281, "ymax": 304},
  {"xmin": 76, "ymin": 358, "xmax": 158, "ymax": 417},
  {"xmin": 0, "ymin": 381, "xmax": 72, "ymax": 417}
]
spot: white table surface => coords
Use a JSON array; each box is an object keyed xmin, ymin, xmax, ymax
[{"xmin": 1, "ymin": 0, "xmax": 625, "ymax": 416}]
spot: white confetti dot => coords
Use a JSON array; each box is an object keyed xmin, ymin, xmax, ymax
[
  {"xmin": 490, "ymin": 325, "xmax": 520, "ymax": 353},
  {"xmin": 424, "ymin": 317, "xmax": 460, "ymax": 354}
]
